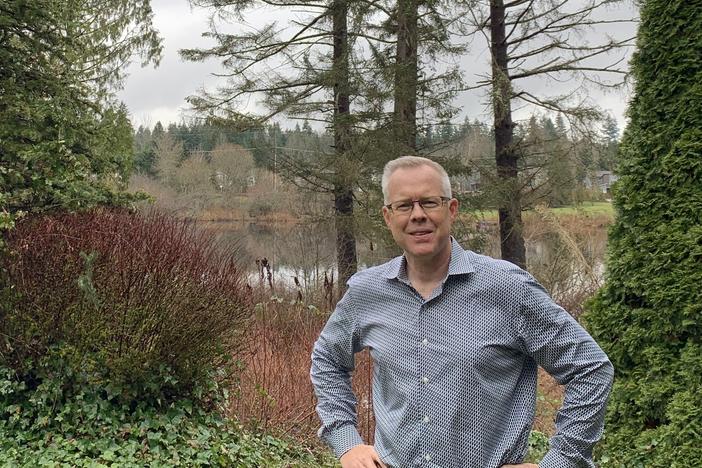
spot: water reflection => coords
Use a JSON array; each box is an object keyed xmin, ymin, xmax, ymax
[
  {"xmin": 202, "ymin": 218, "xmax": 609, "ymax": 306},
  {"xmin": 202, "ymin": 220, "xmax": 397, "ymax": 294}
]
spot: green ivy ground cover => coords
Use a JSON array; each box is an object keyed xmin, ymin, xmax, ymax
[
  {"xmin": 0, "ymin": 350, "xmax": 337, "ymax": 468},
  {"xmin": 0, "ymin": 350, "xmax": 555, "ymax": 467}
]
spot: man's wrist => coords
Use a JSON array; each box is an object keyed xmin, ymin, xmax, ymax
[
  {"xmin": 539, "ymin": 448, "xmax": 585, "ymax": 468},
  {"xmin": 324, "ymin": 424, "xmax": 364, "ymax": 459}
]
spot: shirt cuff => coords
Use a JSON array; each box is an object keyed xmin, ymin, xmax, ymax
[
  {"xmin": 324, "ymin": 424, "xmax": 365, "ymax": 459},
  {"xmin": 539, "ymin": 448, "xmax": 594, "ymax": 468}
]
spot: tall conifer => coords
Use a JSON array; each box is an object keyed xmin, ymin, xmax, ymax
[{"xmin": 585, "ymin": 1, "xmax": 702, "ymax": 465}]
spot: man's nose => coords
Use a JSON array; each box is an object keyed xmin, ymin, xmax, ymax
[{"xmin": 409, "ymin": 201, "xmax": 427, "ymax": 220}]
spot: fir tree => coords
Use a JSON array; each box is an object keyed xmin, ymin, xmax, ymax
[{"xmin": 0, "ymin": 0, "xmax": 162, "ymax": 227}]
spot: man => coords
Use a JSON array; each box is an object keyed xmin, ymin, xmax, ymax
[{"xmin": 310, "ymin": 156, "xmax": 613, "ymax": 468}]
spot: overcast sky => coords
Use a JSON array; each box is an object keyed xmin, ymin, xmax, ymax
[{"xmin": 117, "ymin": 0, "xmax": 638, "ymax": 132}]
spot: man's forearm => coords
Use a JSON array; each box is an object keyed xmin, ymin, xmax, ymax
[
  {"xmin": 541, "ymin": 358, "xmax": 614, "ymax": 468},
  {"xmin": 310, "ymin": 299, "xmax": 364, "ymax": 457}
]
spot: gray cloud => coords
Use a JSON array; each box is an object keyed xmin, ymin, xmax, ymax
[{"xmin": 117, "ymin": 1, "xmax": 221, "ymax": 127}]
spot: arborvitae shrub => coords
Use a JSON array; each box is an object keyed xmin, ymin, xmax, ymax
[
  {"xmin": 1, "ymin": 209, "xmax": 250, "ymax": 403},
  {"xmin": 584, "ymin": 1, "xmax": 702, "ymax": 465}
]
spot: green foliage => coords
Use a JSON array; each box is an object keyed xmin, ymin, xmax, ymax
[
  {"xmin": 525, "ymin": 431, "xmax": 550, "ymax": 464},
  {"xmin": 584, "ymin": 1, "xmax": 702, "ymax": 465},
  {"xmin": 598, "ymin": 115, "xmax": 621, "ymax": 171},
  {"xmin": 0, "ymin": 0, "xmax": 161, "ymax": 225},
  {"xmin": 0, "ymin": 346, "xmax": 337, "ymax": 467}
]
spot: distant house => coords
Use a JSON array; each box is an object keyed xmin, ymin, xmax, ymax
[
  {"xmin": 212, "ymin": 170, "xmax": 231, "ymax": 191},
  {"xmin": 212, "ymin": 170, "xmax": 256, "ymax": 192},
  {"xmin": 451, "ymin": 172, "xmax": 482, "ymax": 194},
  {"xmin": 585, "ymin": 170, "xmax": 619, "ymax": 194}
]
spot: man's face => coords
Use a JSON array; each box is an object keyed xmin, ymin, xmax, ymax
[{"xmin": 382, "ymin": 165, "xmax": 458, "ymax": 263}]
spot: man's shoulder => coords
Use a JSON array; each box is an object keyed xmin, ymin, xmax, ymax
[
  {"xmin": 464, "ymin": 250, "xmax": 520, "ymax": 272},
  {"xmin": 454, "ymin": 250, "xmax": 536, "ymax": 309},
  {"xmin": 463, "ymin": 250, "xmax": 530, "ymax": 285},
  {"xmin": 347, "ymin": 257, "xmax": 398, "ymax": 289}
]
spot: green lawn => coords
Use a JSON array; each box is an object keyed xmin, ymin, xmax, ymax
[
  {"xmin": 549, "ymin": 201, "xmax": 614, "ymax": 216},
  {"xmin": 462, "ymin": 201, "xmax": 614, "ymax": 221}
]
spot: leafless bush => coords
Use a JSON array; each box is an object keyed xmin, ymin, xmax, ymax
[
  {"xmin": 525, "ymin": 207, "xmax": 610, "ymax": 318},
  {"xmin": 229, "ymin": 289, "xmax": 375, "ymax": 444},
  {"xmin": 1, "ymin": 209, "xmax": 249, "ymax": 400}
]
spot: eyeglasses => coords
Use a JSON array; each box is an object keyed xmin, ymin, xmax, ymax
[{"xmin": 385, "ymin": 196, "xmax": 450, "ymax": 214}]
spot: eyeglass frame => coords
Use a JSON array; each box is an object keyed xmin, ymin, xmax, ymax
[{"xmin": 384, "ymin": 196, "xmax": 452, "ymax": 214}]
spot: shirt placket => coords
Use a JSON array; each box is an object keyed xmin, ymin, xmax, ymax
[{"xmin": 417, "ymin": 298, "xmax": 433, "ymax": 466}]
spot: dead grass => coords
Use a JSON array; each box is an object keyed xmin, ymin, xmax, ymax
[
  {"xmin": 525, "ymin": 208, "xmax": 611, "ymax": 318},
  {"xmin": 534, "ymin": 369, "xmax": 564, "ymax": 435},
  {"xmin": 195, "ymin": 207, "xmax": 301, "ymax": 224},
  {"xmin": 228, "ymin": 294, "xmax": 375, "ymax": 444}
]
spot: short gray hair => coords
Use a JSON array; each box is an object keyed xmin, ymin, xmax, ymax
[{"xmin": 381, "ymin": 156, "xmax": 452, "ymax": 204}]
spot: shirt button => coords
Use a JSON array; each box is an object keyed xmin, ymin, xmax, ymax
[
  {"xmin": 422, "ymin": 415, "xmax": 430, "ymax": 423},
  {"xmin": 421, "ymin": 376, "xmax": 429, "ymax": 384},
  {"xmin": 425, "ymin": 454, "xmax": 432, "ymax": 461},
  {"xmin": 421, "ymin": 338, "xmax": 428, "ymax": 346}
]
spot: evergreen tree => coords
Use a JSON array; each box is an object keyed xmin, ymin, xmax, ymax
[
  {"xmin": 0, "ymin": 0, "xmax": 161, "ymax": 228},
  {"xmin": 539, "ymin": 116, "xmax": 574, "ymax": 207},
  {"xmin": 598, "ymin": 115, "xmax": 621, "ymax": 171},
  {"xmin": 166, "ymin": 123, "xmax": 178, "ymax": 138},
  {"xmin": 585, "ymin": 1, "xmax": 702, "ymax": 465},
  {"xmin": 153, "ymin": 122, "xmax": 165, "ymax": 140},
  {"xmin": 134, "ymin": 125, "xmax": 156, "ymax": 176},
  {"xmin": 302, "ymin": 120, "xmax": 313, "ymax": 135},
  {"xmin": 181, "ymin": 0, "xmax": 465, "ymax": 291},
  {"xmin": 601, "ymin": 115, "xmax": 620, "ymax": 143}
]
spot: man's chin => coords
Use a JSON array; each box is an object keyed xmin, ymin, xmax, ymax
[{"xmin": 405, "ymin": 245, "xmax": 437, "ymax": 259}]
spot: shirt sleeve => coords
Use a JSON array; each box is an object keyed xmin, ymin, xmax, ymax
[
  {"xmin": 515, "ymin": 271, "xmax": 614, "ymax": 468},
  {"xmin": 310, "ymin": 289, "xmax": 365, "ymax": 458}
]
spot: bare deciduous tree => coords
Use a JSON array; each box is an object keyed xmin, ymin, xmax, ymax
[{"xmin": 464, "ymin": 0, "xmax": 636, "ymax": 268}]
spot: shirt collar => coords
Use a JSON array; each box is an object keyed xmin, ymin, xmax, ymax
[{"xmin": 382, "ymin": 237, "xmax": 475, "ymax": 279}]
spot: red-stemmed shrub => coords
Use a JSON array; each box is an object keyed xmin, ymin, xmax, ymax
[
  {"xmin": 1, "ymin": 208, "xmax": 249, "ymax": 402},
  {"xmin": 230, "ymin": 293, "xmax": 375, "ymax": 445}
]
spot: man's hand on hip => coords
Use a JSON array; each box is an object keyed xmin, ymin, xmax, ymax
[{"xmin": 340, "ymin": 444, "xmax": 387, "ymax": 468}]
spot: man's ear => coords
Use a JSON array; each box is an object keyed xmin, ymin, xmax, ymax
[
  {"xmin": 448, "ymin": 198, "xmax": 459, "ymax": 221},
  {"xmin": 382, "ymin": 206, "xmax": 392, "ymax": 227}
]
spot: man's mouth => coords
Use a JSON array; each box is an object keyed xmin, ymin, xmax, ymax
[{"xmin": 409, "ymin": 230, "xmax": 433, "ymax": 239}]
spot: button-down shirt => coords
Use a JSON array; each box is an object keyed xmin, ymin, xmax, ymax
[{"xmin": 310, "ymin": 239, "xmax": 613, "ymax": 468}]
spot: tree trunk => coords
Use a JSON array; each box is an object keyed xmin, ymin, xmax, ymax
[
  {"xmin": 332, "ymin": 0, "xmax": 357, "ymax": 293},
  {"xmin": 490, "ymin": 0, "xmax": 526, "ymax": 269},
  {"xmin": 393, "ymin": 0, "xmax": 418, "ymax": 155}
]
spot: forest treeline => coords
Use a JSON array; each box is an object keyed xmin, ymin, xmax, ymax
[{"xmin": 129, "ymin": 113, "xmax": 621, "ymax": 217}]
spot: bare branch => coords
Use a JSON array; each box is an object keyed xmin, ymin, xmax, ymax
[{"xmin": 509, "ymin": 36, "xmax": 635, "ymax": 80}]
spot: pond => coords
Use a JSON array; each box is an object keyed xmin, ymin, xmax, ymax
[
  {"xmin": 202, "ymin": 215, "xmax": 610, "ymax": 310},
  {"xmin": 202, "ymin": 219, "xmax": 389, "ymax": 294}
]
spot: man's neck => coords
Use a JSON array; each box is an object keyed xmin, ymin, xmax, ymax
[{"xmin": 405, "ymin": 243, "xmax": 452, "ymax": 296}]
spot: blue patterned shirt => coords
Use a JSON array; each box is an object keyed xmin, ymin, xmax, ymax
[{"xmin": 310, "ymin": 239, "xmax": 613, "ymax": 468}]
